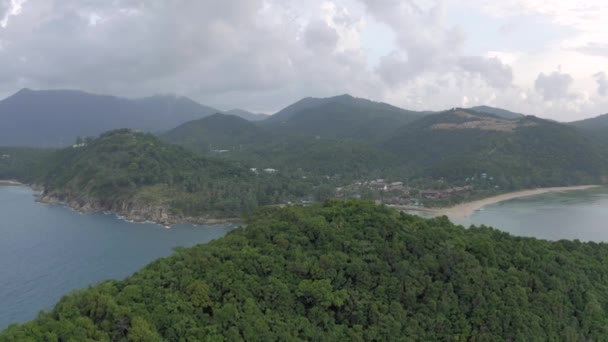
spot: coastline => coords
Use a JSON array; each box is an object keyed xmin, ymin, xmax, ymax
[
  {"xmin": 35, "ymin": 190, "xmax": 242, "ymax": 228},
  {"xmin": 391, "ymin": 185, "xmax": 602, "ymax": 219},
  {"xmin": 0, "ymin": 180, "xmax": 23, "ymax": 186}
]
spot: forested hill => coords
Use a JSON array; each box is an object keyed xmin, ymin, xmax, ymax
[
  {"xmin": 468, "ymin": 105, "xmax": 525, "ymax": 119},
  {"xmin": 224, "ymin": 109, "xmax": 269, "ymax": 121},
  {"xmin": 162, "ymin": 113, "xmax": 272, "ymax": 153},
  {"xmin": 384, "ymin": 109, "xmax": 607, "ymax": 188},
  {"xmin": 162, "ymin": 113, "xmax": 403, "ymax": 180},
  {"xmin": 4, "ymin": 200, "xmax": 608, "ymax": 340},
  {"xmin": 28, "ymin": 129, "xmax": 311, "ymax": 223},
  {"xmin": 260, "ymin": 94, "xmax": 425, "ymax": 141},
  {"xmin": 0, "ymin": 88, "xmax": 219, "ymax": 147},
  {"xmin": 570, "ymin": 113, "xmax": 608, "ymax": 132}
]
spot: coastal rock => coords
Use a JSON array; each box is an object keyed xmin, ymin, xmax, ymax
[{"xmin": 36, "ymin": 189, "xmax": 240, "ymax": 227}]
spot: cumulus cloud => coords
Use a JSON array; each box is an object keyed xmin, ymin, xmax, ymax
[
  {"xmin": 458, "ymin": 56, "xmax": 513, "ymax": 89},
  {"xmin": 0, "ymin": 0, "xmax": 604, "ymax": 120},
  {"xmin": 0, "ymin": 0, "xmax": 378, "ymax": 111},
  {"xmin": 534, "ymin": 71, "xmax": 574, "ymax": 101},
  {"xmin": 595, "ymin": 72, "xmax": 608, "ymax": 96},
  {"xmin": 304, "ymin": 20, "xmax": 339, "ymax": 53},
  {"xmin": 361, "ymin": 0, "xmax": 465, "ymax": 85}
]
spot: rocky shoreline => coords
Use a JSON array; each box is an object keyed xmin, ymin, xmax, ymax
[{"xmin": 36, "ymin": 190, "xmax": 242, "ymax": 227}]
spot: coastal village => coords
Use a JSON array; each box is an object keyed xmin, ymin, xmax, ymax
[{"xmin": 335, "ymin": 176, "xmax": 497, "ymax": 207}]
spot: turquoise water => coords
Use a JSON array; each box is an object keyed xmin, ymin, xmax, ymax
[
  {"xmin": 451, "ymin": 188, "xmax": 608, "ymax": 241},
  {"xmin": 0, "ymin": 185, "xmax": 234, "ymax": 329}
]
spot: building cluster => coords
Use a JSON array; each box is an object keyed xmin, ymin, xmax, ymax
[{"xmin": 337, "ymin": 178, "xmax": 473, "ymax": 206}]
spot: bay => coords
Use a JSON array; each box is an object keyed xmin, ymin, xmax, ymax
[
  {"xmin": 0, "ymin": 185, "xmax": 234, "ymax": 329},
  {"xmin": 451, "ymin": 188, "xmax": 608, "ymax": 242}
]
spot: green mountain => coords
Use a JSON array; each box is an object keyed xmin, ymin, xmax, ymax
[
  {"xmin": 0, "ymin": 147, "xmax": 54, "ymax": 182},
  {"xmin": 4, "ymin": 200, "xmax": 608, "ymax": 340},
  {"xmin": 162, "ymin": 113, "xmax": 404, "ymax": 180},
  {"xmin": 261, "ymin": 94, "xmax": 425, "ymax": 141},
  {"xmin": 30, "ymin": 129, "xmax": 311, "ymax": 223},
  {"xmin": 162, "ymin": 113, "xmax": 271, "ymax": 153},
  {"xmin": 384, "ymin": 109, "xmax": 606, "ymax": 188},
  {"xmin": 0, "ymin": 89, "xmax": 219, "ymax": 147},
  {"xmin": 468, "ymin": 105, "xmax": 525, "ymax": 119},
  {"xmin": 225, "ymin": 109, "xmax": 269, "ymax": 121},
  {"xmin": 570, "ymin": 113, "xmax": 608, "ymax": 132}
]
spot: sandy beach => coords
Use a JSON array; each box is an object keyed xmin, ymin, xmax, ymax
[
  {"xmin": 393, "ymin": 185, "xmax": 602, "ymax": 219},
  {"xmin": 0, "ymin": 180, "xmax": 23, "ymax": 186}
]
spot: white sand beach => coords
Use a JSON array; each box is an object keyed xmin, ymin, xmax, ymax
[
  {"xmin": 0, "ymin": 180, "xmax": 23, "ymax": 185},
  {"xmin": 392, "ymin": 185, "xmax": 602, "ymax": 219}
]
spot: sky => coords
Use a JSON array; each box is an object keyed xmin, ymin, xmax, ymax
[{"xmin": 0, "ymin": 0, "xmax": 606, "ymax": 121}]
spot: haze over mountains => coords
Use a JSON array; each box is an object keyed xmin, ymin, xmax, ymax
[
  {"xmin": 0, "ymin": 87, "xmax": 606, "ymax": 153},
  {"xmin": 0, "ymin": 89, "xmax": 267, "ymax": 147}
]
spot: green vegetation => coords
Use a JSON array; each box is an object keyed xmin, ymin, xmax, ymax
[
  {"xmin": 164, "ymin": 106, "xmax": 608, "ymax": 207},
  {"xmin": 163, "ymin": 113, "xmax": 271, "ymax": 153},
  {"xmin": 384, "ymin": 110, "xmax": 607, "ymax": 189},
  {"xmin": 162, "ymin": 113, "xmax": 408, "ymax": 183},
  {"xmin": 26, "ymin": 129, "xmax": 320, "ymax": 219},
  {"xmin": 261, "ymin": 94, "xmax": 424, "ymax": 141},
  {"xmin": 468, "ymin": 105, "xmax": 524, "ymax": 119},
  {"xmin": 0, "ymin": 147, "xmax": 55, "ymax": 182},
  {"xmin": 570, "ymin": 113, "xmax": 608, "ymax": 132},
  {"xmin": 4, "ymin": 200, "xmax": 608, "ymax": 340}
]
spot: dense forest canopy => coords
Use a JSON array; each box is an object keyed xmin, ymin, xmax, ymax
[
  {"xmin": 5, "ymin": 129, "xmax": 324, "ymax": 218},
  {"xmin": 166, "ymin": 107, "xmax": 608, "ymax": 193},
  {"xmin": 3, "ymin": 200, "xmax": 608, "ymax": 340}
]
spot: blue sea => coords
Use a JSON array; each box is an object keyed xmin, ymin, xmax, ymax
[{"xmin": 0, "ymin": 185, "xmax": 234, "ymax": 329}]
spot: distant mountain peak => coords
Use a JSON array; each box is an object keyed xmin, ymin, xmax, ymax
[
  {"xmin": 15, "ymin": 88, "xmax": 33, "ymax": 95},
  {"xmin": 224, "ymin": 108, "xmax": 269, "ymax": 121},
  {"xmin": 0, "ymin": 89, "xmax": 221, "ymax": 147},
  {"xmin": 468, "ymin": 105, "xmax": 525, "ymax": 120}
]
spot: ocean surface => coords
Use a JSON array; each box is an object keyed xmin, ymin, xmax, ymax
[
  {"xmin": 450, "ymin": 187, "xmax": 608, "ymax": 241},
  {"xmin": 2, "ymin": 185, "xmax": 608, "ymax": 330},
  {"xmin": 0, "ymin": 185, "xmax": 234, "ymax": 329}
]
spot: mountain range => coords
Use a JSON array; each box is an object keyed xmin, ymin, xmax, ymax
[
  {"xmin": 2, "ymin": 88, "xmax": 607, "ymax": 189},
  {"xmin": 163, "ymin": 97, "xmax": 607, "ymax": 189},
  {"xmin": 0, "ymin": 89, "xmax": 269, "ymax": 147}
]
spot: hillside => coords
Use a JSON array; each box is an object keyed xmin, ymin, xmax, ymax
[
  {"xmin": 261, "ymin": 94, "xmax": 424, "ymax": 141},
  {"xmin": 31, "ymin": 129, "xmax": 312, "ymax": 224},
  {"xmin": 570, "ymin": 113, "xmax": 608, "ymax": 131},
  {"xmin": 0, "ymin": 89, "xmax": 219, "ymax": 147},
  {"xmin": 384, "ymin": 109, "xmax": 606, "ymax": 189},
  {"xmin": 468, "ymin": 105, "xmax": 525, "ymax": 119},
  {"xmin": 162, "ymin": 113, "xmax": 405, "ymax": 181},
  {"xmin": 4, "ymin": 200, "xmax": 608, "ymax": 340},
  {"xmin": 162, "ymin": 113, "xmax": 271, "ymax": 153},
  {"xmin": 225, "ymin": 109, "xmax": 269, "ymax": 121},
  {"xmin": 0, "ymin": 147, "xmax": 55, "ymax": 182}
]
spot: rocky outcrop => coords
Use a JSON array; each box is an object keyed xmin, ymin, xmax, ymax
[{"xmin": 36, "ymin": 190, "xmax": 240, "ymax": 227}]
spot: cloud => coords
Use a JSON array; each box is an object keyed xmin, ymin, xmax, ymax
[
  {"xmin": 0, "ymin": 0, "xmax": 605, "ymax": 121},
  {"xmin": 0, "ymin": 0, "xmax": 379, "ymax": 111},
  {"xmin": 458, "ymin": 56, "xmax": 513, "ymax": 89},
  {"xmin": 594, "ymin": 72, "xmax": 608, "ymax": 96},
  {"xmin": 0, "ymin": 0, "xmax": 26, "ymax": 28},
  {"xmin": 361, "ymin": 0, "xmax": 465, "ymax": 85},
  {"xmin": 534, "ymin": 71, "xmax": 574, "ymax": 101},
  {"xmin": 304, "ymin": 20, "xmax": 339, "ymax": 53},
  {"xmin": 575, "ymin": 43, "xmax": 608, "ymax": 58}
]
